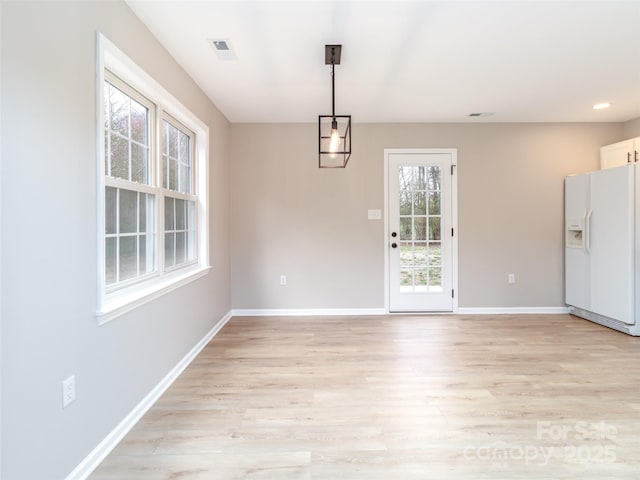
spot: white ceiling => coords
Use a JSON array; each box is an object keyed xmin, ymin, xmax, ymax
[{"xmin": 126, "ymin": 0, "xmax": 640, "ymax": 124}]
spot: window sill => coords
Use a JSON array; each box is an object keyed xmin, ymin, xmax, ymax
[{"xmin": 97, "ymin": 265, "xmax": 211, "ymax": 325}]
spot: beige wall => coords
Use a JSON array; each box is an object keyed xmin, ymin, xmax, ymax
[
  {"xmin": 623, "ymin": 117, "xmax": 640, "ymax": 138},
  {"xmin": 230, "ymin": 122, "xmax": 622, "ymax": 310},
  {"xmin": 1, "ymin": 1, "xmax": 230, "ymax": 478}
]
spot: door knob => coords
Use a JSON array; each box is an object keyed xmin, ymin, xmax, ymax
[
  {"xmin": 391, "ymin": 242, "xmax": 398, "ymax": 248},
  {"xmin": 391, "ymin": 232, "xmax": 397, "ymax": 238}
]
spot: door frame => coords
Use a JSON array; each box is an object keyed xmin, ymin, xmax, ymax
[{"xmin": 383, "ymin": 148, "xmax": 459, "ymax": 313}]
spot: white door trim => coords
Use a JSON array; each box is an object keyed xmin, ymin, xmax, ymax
[{"xmin": 384, "ymin": 148, "xmax": 458, "ymax": 313}]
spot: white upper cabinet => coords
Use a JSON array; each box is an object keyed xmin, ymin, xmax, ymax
[{"xmin": 600, "ymin": 138, "xmax": 640, "ymax": 169}]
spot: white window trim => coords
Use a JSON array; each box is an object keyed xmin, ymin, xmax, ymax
[{"xmin": 96, "ymin": 33, "xmax": 210, "ymax": 324}]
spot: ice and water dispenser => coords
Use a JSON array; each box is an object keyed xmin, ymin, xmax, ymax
[{"xmin": 566, "ymin": 216, "xmax": 585, "ymax": 248}]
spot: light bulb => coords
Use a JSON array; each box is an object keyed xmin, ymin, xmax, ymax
[{"xmin": 329, "ymin": 120, "xmax": 341, "ymax": 153}]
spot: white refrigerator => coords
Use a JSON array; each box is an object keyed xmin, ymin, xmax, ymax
[{"xmin": 565, "ymin": 164, "xmax": 639, "ymax": 335}]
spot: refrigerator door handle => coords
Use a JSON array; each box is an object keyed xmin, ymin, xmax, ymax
[{"xmin": 585, "ymin": 209, "xmax": 593, "ymax": 254}]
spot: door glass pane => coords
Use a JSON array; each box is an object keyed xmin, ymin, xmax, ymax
[
  {"xmin": 413, "ymin": 166, "xmax": 427, "ymax": 190},
  {"xmin": 399, "ymin": 167, "xmax": 413, "ymax": 190},
  {"xmin": 400, "ymin": 217, "xmax": 412, "ymax": 240},
  {"xmin": 400, "ymin": 244, "xmax": 413, "ymax": 268},
  {"xmin": 399, "ymin": 191, "xmax": 411, "ymax": 215},
  {"xmin": 429, "ymin": 243, "xmax": 441, "ymax": 266},
  {"xmin": 428, "ymin": 192, "xmax": 441, "ymax": 215},
  {"xmin": 414, "ymin": 243, "xmax": 427, "ymax": 267},
  {"xmin": 415, "ymin": 268, "xmax": 428, "ymax": 287},
  {"xmin": 397, "ymin": 163, "xmax": 446, "ymax": 294},
  {"xmin": 428, "ymin": 166, "xmax": 441, "ymax": 190},
  {"xmin": 429, "ymin": 217, "xmax": 441, "ymax": 241},
  {"xmin": 414, "ymin": 191, "xmax": 426, "ymax": 215},
  {"xmin": 400, "ymin": 268, "xmax": 412, "ymax": 287},
  {"xmin": 429, "ymin": 267, "xmax": 442, "ymax": 289},
  {"xmin": 414, "ymin": 217, "xmax": 427, "ymax": 240}
]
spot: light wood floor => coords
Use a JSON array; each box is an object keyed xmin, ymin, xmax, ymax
[{"xmin": 89, "ymin": 314, "xmax": 640, "ymax": 479}]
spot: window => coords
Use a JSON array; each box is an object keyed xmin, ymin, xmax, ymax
[{"xmin": 97, "ymin": 34, "xmax": 210, "ymax": 323}]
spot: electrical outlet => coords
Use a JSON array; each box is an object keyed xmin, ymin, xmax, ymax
[
  {"xmin": 280, "ymin": 275, "xmax": 287, "ymax": 286},
  {"xmin": 62, "ymin": 375, "xmax": 76, "ymax": 408},
  {"xmin": 508, "ymin": 273, "xmax": 515, "ymax": 284}
]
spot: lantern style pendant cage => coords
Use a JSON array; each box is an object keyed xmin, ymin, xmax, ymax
[{"xmin": 319, "ymin": 44, "xmax": 351, "ymax": 168}]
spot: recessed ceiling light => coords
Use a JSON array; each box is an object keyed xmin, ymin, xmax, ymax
[
  {"xmin": 593, "ymin": 102, "xmax": 611, "ymax": 110},
  {"xmin": 208, "ymin": 38, "xmax": 237, "ymax": 61}
]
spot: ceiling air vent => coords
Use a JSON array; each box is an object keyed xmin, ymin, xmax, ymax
[
  {"xmin": 208, "ymin": 38, "xmax": 237, "ymax": 61},
  {"xmin": 468, "ymin": 112, "xmax": 495, "ymax": 117}
]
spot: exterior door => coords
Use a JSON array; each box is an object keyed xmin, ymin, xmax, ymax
[{"xmin": 386, "ymin": 150, "xmax": 456, "ymax": 312}]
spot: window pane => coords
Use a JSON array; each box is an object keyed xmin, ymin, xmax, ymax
[
  {"xmin": 131, "ymin": 143, "xmax": 148, "ymax": 184},
  {"xmin": 179, "ymin": 164, "xmax": 190, "ymax": 194},
  {"xmin": 109, "ymin": 85, "xmax": 129, "ymax": 137},
  {"xmin": 110, "ymin": 133, "xmax": 128, "ymax": 180},
  {"xmin": 119, "ymin": 236, "xmax": 137, "ymax": 281},
  {"xmin": 139, "ymin": 193, "xmax": 147, "ymax": 233},
  {"xmin": 187, "ymin": 230, "xmax": 195, "ymax": 261},
  {"xmin": 175, "ymin": 232, "xmax": 186, "ymax": 265},
  {"xmin": 169, "ymin": 124, "xmax": 179, "ymax": 158},
  {"xmin": 119, "ymin": 189, "xmax": 137, "ymax": 234},
  {"xmin": 169, "ymin": 159, "xmax": 178, "ymax": 191},
  {"xmin": 175, "ymin": 199, "xmax": 185, "ymax": 230},
  {"xmin": 163, "ymin": 120, "xmax": 192, "ymax": 194},
  {"xmin": 187, "ymin": 201, "xmax": 196, "ymax": 230},
  {"xmin": 139, "ymin": 235, "xmax": 146, "ymax": 273},
  {"xmin": 105, "ymin": 187, "xmax": 117, "ymax": 234},
  {"xmin": 162, "ymin": 153, "xmax": 169, "ymax": 189},
  {"xmin": 130, "ymin": 100, "xmax": 148, "ymax": 144},
  {"xmin": 105, "ymin": 237, "xmax": 116, "ymax": 285},
  {"xmin": 164, "ymin": 197, "xmax": 175, "ymax": 231},
  {"xmin": 141, "ymin": 233, "xmax": 155, "ymax": 274},
  {"xmin": 165, "ymin": 232, "xmax": 175, "ymax": 268}
]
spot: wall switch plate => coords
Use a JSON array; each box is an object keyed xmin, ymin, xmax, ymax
[
  {"xmin": 368, "ymin": 209, "xmax": 382, "ymax": 220},
  {"xmin": 508, "ymin": 273, "xmax": 515, "ymax": 284},
  {"xmin": 280, "ymin": 275, "xmax": 287, "ymax": 286},
  {"xmin": 62, "ymin": 375, "xmax": 76, "ymax": 408}
]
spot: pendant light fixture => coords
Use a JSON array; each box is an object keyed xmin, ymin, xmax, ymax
[{"xmin": 319, "ymin": 44, "xmax": 351, "ymax": 168}]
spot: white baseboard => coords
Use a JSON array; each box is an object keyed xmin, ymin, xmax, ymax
[
  {"xmin": 64, "ymin": 310, "xmax": 233, "ymax": 480},
  {"xmin": 231, "ymin": 308, "xmax": 387, "ymax": 317},
  {"xmin": 232, "ymin": 307, "xmax": 569, "ymax": 317},
  {"xmin": 457, "ymin": 307, "xmax": 570, "ymax": 315}
]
